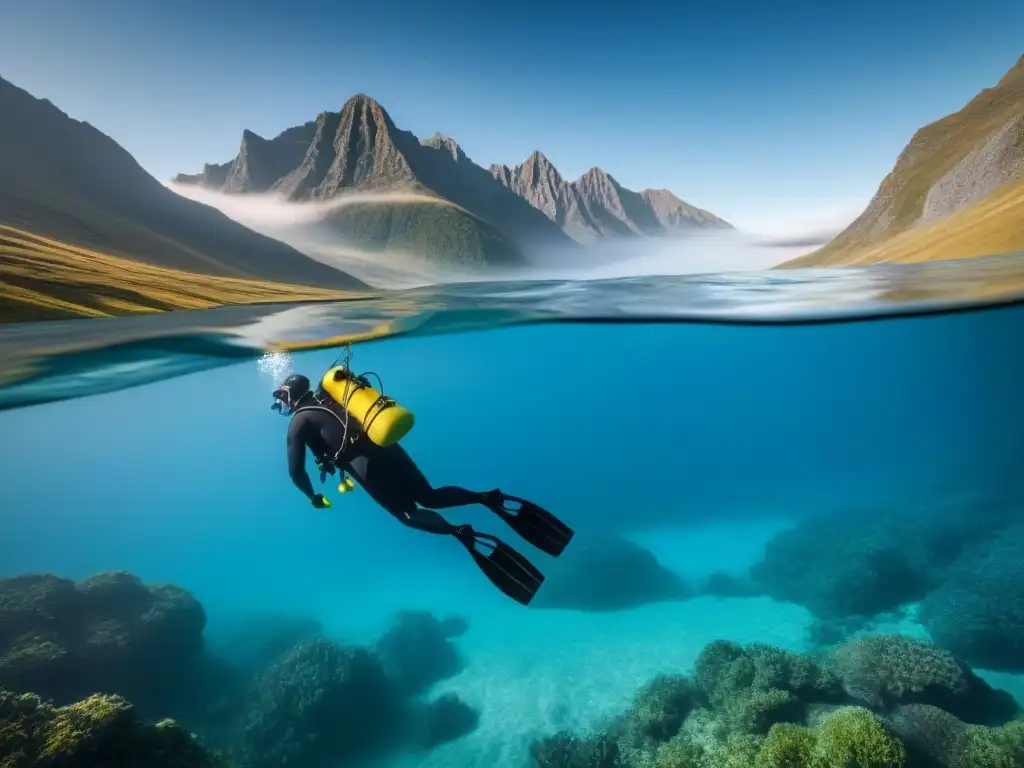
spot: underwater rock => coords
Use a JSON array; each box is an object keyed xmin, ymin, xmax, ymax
[
  {"xmin": 918, "ymin": 523, "xmax": 1024, "ymax": 673},
  {"xmin": 624, "ymin": 674, "xmax": 698, "ymax": 743},
  {"xmin": 206, "ymin": 611, "xmax": 324, "ymax": 672},
  {"xmin": 410, "ymin": 692, "xmax": 480, "ymax": 750},
  {"xmin": 0, "ymin": 571, "xmax": 206, "ymax": 713},
  {"xmin": 824, "ymin": 634, "xmax": 1019, "ymax": 725},
  {"xmin": 886, "ymin": 704, "xmax": 1024, "ymax": 767},
  {"xmin": 0, "ymin": 688, "xmax": 224, "ymax": 767},
  {"xmin": 528, "ymin": 636, "xmax": 1023, "ymax": 768},
  {"xmin": 531, "ymin": 533, "xmax": 689, "ymax": 612},
  {"xmin": 373, "ymin": 609, "xmax": 467, "ymax": 696},
  {"xmin": 748, "ymin": 503, "xmax": 1009, "ymax": 621},
  {"xmin": 694, "ymin": 640, "xmax": 844, "ymax": 710},
  {"xmin": 758, "ymin": 706, "xmax": 908, "ymax": 767},
  {"xmin": 233, "ymin": 636, "xmax": 403, "ymax": 768}
]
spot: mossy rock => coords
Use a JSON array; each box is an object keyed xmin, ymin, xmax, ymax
[
  {"xmin": 825, "ymin": 634, "xmax": 1018, "ymax": 724},
  {"xmin": 815, "ymin": 707, "xmax": 906, "ymax": 767},
  {"xmin": 888, "ymin": 703, "xmax": 1024, "ymax": 767},
  {"xmin": 959, "ymin": 721, "xmax": 1024, "ymax": 768},
  {"xmin": 705, "ymin": 734, "xmax": 763, "ymax": 767},
  {"xmin": 757, "ymin": 706, "xmax": 907, "ymax": 767},
  {"xmin": 694, "ymin": 641, "xmax": 840, "ymax": 714},
  {"xmin": 655, "ymin": 739, "xmax": 706, "ymax": 767},
  {"xmin": 724, "ymin": 688, "xmax": 805, "ymax": 735},
  {"xmin": 756, "ymin": 723, "xmax": 817, "ymax": 767},
  {"xmin": 40, "ymin": 693, "xmax": 134, "ymax": 757},
  {"xmin": 693, "ymin": 641, "xmax": 757, "ymax": 709},
  {"xmin": 746, "ymin": 644, "xmax": 842, "ymax": 702},
  {"xmin": 0, "ymin": 689, "xmax": 224, "ymax": 768},
  {"xmin": 629, "ymin": 675, "xmax": 699, "ymax": 742}
]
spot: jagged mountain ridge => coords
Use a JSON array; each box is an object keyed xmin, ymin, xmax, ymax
[
  {"xmin": 0, "ymin": 75, "xmax": 364, "ymax": 290},
  {"xmin": 489, "ymin": 150, "xmax": 732, "ymax": 243},
  {"xmin": 175, "ymin": 94, "xmax": 733, "ymax": 262},
  {"xmin": 782, "ymin": 53, "xmax": 1024, "ymax": 268},
  {"xmin": 175, "ymin": 95, "xmax": 576, "ymax": 267}
]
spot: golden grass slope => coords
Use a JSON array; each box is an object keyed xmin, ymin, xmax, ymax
[
  {"xmin": 0, "ymin": 225, "xmax": 364, "ymax": 323},
  {"xmin": 784, "ymin": 54, "xmax": 1024, "ymax": 268},
  {"xmin": 778, "ymin": 181, "xmax": 1024, "ymax": 268}
]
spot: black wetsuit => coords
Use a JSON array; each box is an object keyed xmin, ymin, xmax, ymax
[{"xmin": 285, "ymin": 404, "xmax": 486, "ymax": 535}]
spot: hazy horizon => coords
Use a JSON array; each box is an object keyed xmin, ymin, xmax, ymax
[
  {"xmin": 3, "ymin": 1, "xmax": 1022, "ymax": 238},
  {"xmin": 168, "ymin": 182, "xmax": 812, "ymax": 284}
]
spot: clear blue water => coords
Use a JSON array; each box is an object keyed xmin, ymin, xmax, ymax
[{"xmin": 2, "ymin": 261, "xmax": 1024, "ymax": 766}]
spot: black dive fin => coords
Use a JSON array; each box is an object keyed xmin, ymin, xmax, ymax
[
  {"xmin": 459, "ymin": 532, "xmax": 545, "ymax": 606},
  {"xmin": 486, "ymin": 493, "xmax": 575, "ymax": 557}
]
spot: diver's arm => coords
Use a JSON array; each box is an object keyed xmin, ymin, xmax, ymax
[{"xmin": 286, "ymin": 425, "xmax": 317, "ymax": 500}]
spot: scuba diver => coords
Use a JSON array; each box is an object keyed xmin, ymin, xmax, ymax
[{"xmin": 271, "ymin": 365, "xmax": 574, "ymax": 607}]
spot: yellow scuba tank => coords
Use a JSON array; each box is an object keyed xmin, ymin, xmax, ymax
[{"xmin": 320, "ymin": 366, "xmax": 415, "ymax": 448}]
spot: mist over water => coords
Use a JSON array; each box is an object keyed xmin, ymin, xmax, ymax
[
  {"xmin": 167, "ymin": 182, "xmax": 817, "ymax": 287},
  {"xmin": 168, "ymin": 182, "xmax": 473, "ymax": 288}
]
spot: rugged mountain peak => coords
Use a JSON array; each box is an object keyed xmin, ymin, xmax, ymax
[
  {"xmin": 641, "ymin": 188, "xmax": 732, "ymax": 229},
  {"xmin": 487, "ymin": 148, "xmax": 730, "ymax": 240},
  {"xmin": 341, "ymin": 93, "xmax": 385, "ymax": 113},
  {"xmin": 640, "ymin": 188, "xmax": 678, "ymax": 204},
  {"xmin": 575, "ymin": 166, "xmax": 619, "ymax": 196},
  {"xmin": 579, "ymin": 166, "xmax": 615, "ymax": 184},
  {"xmin": 422, "ymin": 133, "xmax": 467, "ymax": 164},
  {"xmin": 266, "ymin": 94, "xmax": 413, "ymax": 200},
  {"xmin": 520, "ymin": 150, "xmax": 564, "ymax": 187},
  {"xmin": 489, "ymin": 163, "xmax": 513, "ymax": 182},
  {"xmin": 172, "ymin": 91, "xmax": 575, "ymax": 259}
]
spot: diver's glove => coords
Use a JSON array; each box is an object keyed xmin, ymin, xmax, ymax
[{"xmin": 311, "ymin": 493, "xmax": 331, "ymax": 509}]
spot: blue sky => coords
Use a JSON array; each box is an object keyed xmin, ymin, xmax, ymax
[{"xmin": 2, "ymin": 0, "xmax": 1021, "ymax": 236}]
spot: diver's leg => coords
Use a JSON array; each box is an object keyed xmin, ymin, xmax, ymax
[
  {"xmin": 377, "ymin": 444, "xmax": 488, "ymax": 509},
  {"xmin": 346, "ymin": 453, "xmax": 457, "ymax": 536}
]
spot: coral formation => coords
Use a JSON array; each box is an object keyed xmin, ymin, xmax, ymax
[
  {"xmin": 887, "ymin": 703, "xmax": 1024, "ymax": 767},
  {"xmin": 373, "ymin": 608, "xmax": 468, "ymax": 696},
  {"xmin": 412, "ymin": 692, "xmax": 482, "ymax": 750},
  {"xmin": 0, "ymin": 571, "xmax": 205, "ymax": 715},
  {"xmin": 748, "ymin": 501, "xmax": 1014, "ymax": 621},
  {"xmin": 232, "ymin": 636, "xmax": 403, "ymax": 768},
  {"xmin": 824, "ymin": 635, "xmax": 1018, "ymax": 724},
  {"xmin": 0, "ymin": 570, "xmax": 480, "ymax": 767},
  {"xmin": 530, "ymin": 534, "xmax": 690, "ymax": 612},
  {"xmin": 0, "ymin": 689, "xmax": 223, "ymax": 767},
  {"xmin": 918, "ymin": 523, "xmax": 1024, "ymax": 673},
  {"xmin": 529, "ymin": 635, "xmax": 1020, "ymax": 768},
  {"xmin": 757, "ymin": 707, "xmax": 907, "ymax": 767}
]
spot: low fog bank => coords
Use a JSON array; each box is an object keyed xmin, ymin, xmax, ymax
[
  {"xmin": 168, "ymin": 182, "xmax": 474, "ymax": 289},
  {"xmin": 521, "ymin": 230, "xmax": 819, "ymax": 282},
  {"xmin": 167, "ymin": 182, "xmax": 827, "ymax": 287}
]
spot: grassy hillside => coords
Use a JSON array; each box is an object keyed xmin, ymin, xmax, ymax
[
  {"xmin": 0, "ymin": 76, "xmax": 364, "ymax": 291},
  {"xmin": 785, "ymin": 54, "xmax": 1023, "ymax": 268},
  {"xmin": 321, "ymin": 193, "xmax": 523, "ymax": 266},
  {"xmin": 779, "ymin": 182, "xmax": 1024, "ymax": 269},
  {"xmin": 0, "ymin": 226, "xmax": 361, "ymax": 323}
]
